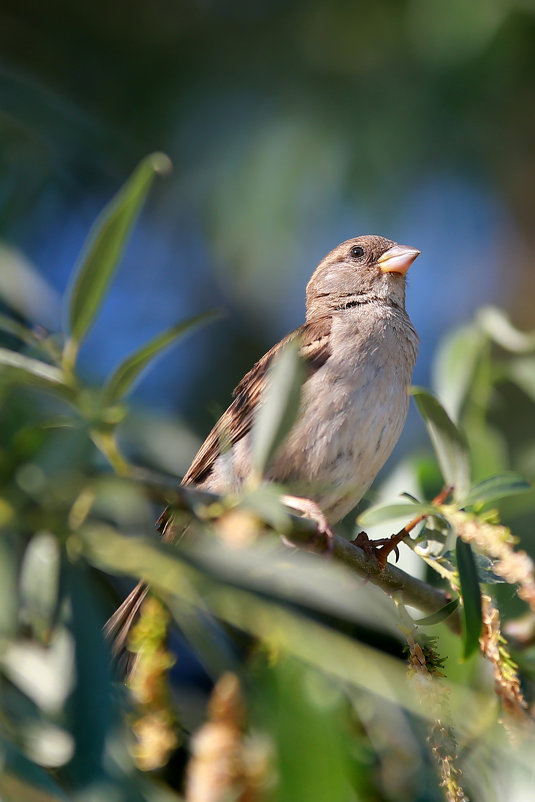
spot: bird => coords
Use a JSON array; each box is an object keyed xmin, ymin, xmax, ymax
[{"xmin": 105, "ymin": 234, "xmax": 420, "ymax": 657}]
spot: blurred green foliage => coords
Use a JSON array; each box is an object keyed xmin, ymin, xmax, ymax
[{"xmin": 2, "ymin": 157, "xmax": 535, "ymax": 802}]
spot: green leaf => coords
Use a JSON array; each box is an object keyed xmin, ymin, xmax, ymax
[
  {"xmin": 65, "ymin": 152, "xmax": 171, "ymax": 349},
  {"xmin": 0, "ymin": 347, "xmax": 74, "ymax": 401},
  {"xmin": 432, "ymin": 324, "xmax": 486, "ymax": 421},
  {"xmin": 0, "ymin": 737, "xmax": 70, "ymax": 801},
  {"xmin": 411, "ymin": 387, "xmax": 471, "ymax": 502},
  {"xmin": 256, "ymin": 656, "xmax": 353, "ymax": 802},
  {"xmin": 103, "ymin": 310, "xmax": 219, "ymax": 403},
  {"xmin": 413, "ymin": 598, "xmax": 460, "ymax": 626},
  {"xmin": 477, "ymin": 306, "xmax": 535, "ymax": 353},
  {"xmin": 0, "ymin": 534, "xmax": 19, "ymax": 637},
  {"xmin": 64, "ymin": 562, "xmax": 114, "ymax": 788},
  {"xmin": 19, "ymin": 533, "xmax": 61, "ymax": 642},
  {"xmin": 456, "ymin": 538, "xmax": 482, "ymax": 660},
  {"xmin": 0, "ymin": 313, "xmax": 42, "ymax": 347},
  {"xmin": 358, "ymin": 502, "xmax": 437, "ymax": 528},
  {"xmin": 252, "ymin": 338, "xmax": 304, "ymax": 476},
  {"xmin": 506, "ymin": 356, "xmax": 535, "ymax": 403},
  {"xmin": 464, "ymin": 473, "xmax": 531, "ymax": 507}
]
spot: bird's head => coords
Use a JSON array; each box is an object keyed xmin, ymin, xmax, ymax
[{"xmin": 305, "ymin": 235, "xmax": 420, "ymax": 318}]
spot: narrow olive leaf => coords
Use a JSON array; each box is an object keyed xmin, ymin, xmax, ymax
[
  {"xmin": 19, "ymin": 533, "xmax": 61, "ymax": 642},
  {"xmin": 507, "ymin": 356, "xmax": 535, "ymax": 403},
  {"xmin": 456, "ymin": 538, "xmax": 482, "ymax": 660},
  {"xmin": 358, "ymin": 502, "xmax": 436, "ymax": 528},
  {"xmin": 411, "ymin": 387, "xmax": 471, "ymax": 502},
  {"xmin": 103, "ymin": 309, "xmax": 220, "ymax": 403},
  {"xmin": 413, "ymin": 598, "xmax": 460, "ymax": 626},
  {"xmin": 0, "ymin": 737, "xmax": 70, "ymax": 801},
  {"xmin": 64, "ymin": 562, "xmax": 114, "ymax": 788},
  {"xmin": 252, "ymin": 338, "xmax": 304, "ymax": 476},
  {"xmin": 0, "ymin": 312, "xmax": 42, "ymax": 347},
  {"xmin": 432, "ymin": 324, "xmax": 486, "ymax": 421},
  {"xmin": 400, "ymin": 492, "xmax": 422, "ymax": 503},
  {"xmin": 0, "ymin": 347, "xmax": 75, "ymax": 401},
  {"xmin": 464, "ymin": 473, "xmax": 531, "ymax": 507},
  {"xmin": 66, "ymin": 152, "xmax": 172, "ymax": 346},
  {"xmin": 477, "ymin": 306, "xmax": 535, "ymax": 353}
]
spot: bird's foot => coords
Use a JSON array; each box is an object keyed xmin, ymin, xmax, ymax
[
  {"xmin": 281, "ymin": 494, "xmax": 334, "ymax": 553},
  {"xmin": 352, "ymin": 528, "xmax": 409, "ymax": 570}
]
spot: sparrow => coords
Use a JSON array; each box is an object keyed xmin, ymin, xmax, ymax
[{"xmin": 105, "ymin": 235, "xmax": 420, "ymax": 655}]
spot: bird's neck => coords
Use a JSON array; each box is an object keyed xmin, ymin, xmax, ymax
[{"xmin": 306, "ymin": 287, "xmax": 407, "ymax": 320}]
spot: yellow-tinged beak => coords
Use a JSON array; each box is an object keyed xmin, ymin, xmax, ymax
[{"xmin": 378, "ymin": 244, "xmax": 421, "ymax": 276}]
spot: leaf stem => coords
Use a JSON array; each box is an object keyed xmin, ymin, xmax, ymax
[
  {"xmin": 62, "ymin": 338, "xmax": 79, "ymax": 375},
  {"xmin": 91, "ymin": 429, "xmax": 131, "ymax": 476}
]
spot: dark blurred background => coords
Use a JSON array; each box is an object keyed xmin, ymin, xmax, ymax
[{"xmin": 2, "ymin": 0, "xmax": 535, "ymax": 471}]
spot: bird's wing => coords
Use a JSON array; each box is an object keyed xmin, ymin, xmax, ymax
[
  {"xmin": 156, "ymin": 316, "xmax": 332, "ymax": 535},
  {"xmin": 180, "ymin": 315, "xmax": 332, "ymax": 487}
]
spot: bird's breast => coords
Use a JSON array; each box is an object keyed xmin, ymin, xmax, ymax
[{"xmin": 269, "ymin": 312, "xmax": 417, "ymax": 521}]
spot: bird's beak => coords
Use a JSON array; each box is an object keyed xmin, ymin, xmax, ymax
[{"xmin": 378, "ymin": 245, "xmax": 421, "ymax": 276}]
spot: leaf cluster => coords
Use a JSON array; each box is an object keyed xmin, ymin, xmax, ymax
[{"xmin": 1, "ymin": 157, "xmax": 535, "ymax": 802}]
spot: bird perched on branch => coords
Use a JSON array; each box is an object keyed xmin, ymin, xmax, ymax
[{"xmin": 106, "ymin": 234, "xmax": 420, "ymax": 656}]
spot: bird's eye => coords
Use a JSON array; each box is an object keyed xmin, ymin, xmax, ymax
[{"xmin": 350, "ymin": 245, "xmax": 365, "ymax": 259}]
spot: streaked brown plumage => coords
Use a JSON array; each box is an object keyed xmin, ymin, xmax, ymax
[{"xmin": 105, "ymin": 234, "xmax": 420, "ymax": 658}]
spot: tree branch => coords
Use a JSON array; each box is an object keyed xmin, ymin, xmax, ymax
[
  {"xmin": 141, "ymin": 479, "xmax": 461, "ymax": 634},
  {"xmin": 286, "ymin": 521, "xmax": 460, "ymax": 633}
]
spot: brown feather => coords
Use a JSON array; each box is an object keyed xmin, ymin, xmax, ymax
[
  {"xmin": 181, "ymin": 315, "xmax": 332, "ymax": 487},
  {"xmin": 155, "ymin": 316, "xmax": 332, "ymax": 536}
]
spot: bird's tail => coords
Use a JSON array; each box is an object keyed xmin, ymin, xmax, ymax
[
  {"xmin": 104, "ymin": 580, "xmax": 149, "ymax": 663},
  {"xmin": 104, "ymin": 507, "xmax": 176, "ymax": 671}
]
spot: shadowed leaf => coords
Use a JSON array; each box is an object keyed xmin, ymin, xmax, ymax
[
  {"xmin": 414, "ymin": 598, "xmax": 460, "ymax": 626},
  {"xmin": 456, "ymin": 538, "xmax": 482, "ymax": 660},
  {"xmin": 0, "ymin": 737, "xmax": 70, "ymax": 801}
]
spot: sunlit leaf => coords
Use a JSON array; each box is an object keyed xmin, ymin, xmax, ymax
[
  {"xmin": 65, "ymin": 152, "xmax": 172, "ymax": 349},
  {"xmin": 411, "ymin": 387, "xmax": 471, "ymax": 502},
  {"xmin": 432, "ymin": 323, "xmax": 486, "ymax": 421},
  {"xmin": 103, "ymin": 310, "xmax": 219, "ymax": 403},
  {"xmin": 0, "ymin": 628, "xmax": 75, "ymax": 713},
  {"xmin": 358, "ymin": 501, "xmax": 437, "ymax": 528},
  {"xmin": 84, "ymin": 525, "xmax": 490, "ymax": 727},
  {"xmin": 413, "ymin": 598, "xmax": 459, "ymax": 626},
  {"xmin": 506, "ymin": 356, "xmax": 535, "ymax": 403},
  {"xmin": 81, "ymin": 524, "xmax": 401, "ymax": 637},
  {"xmin": 477, "ymin": 306, "xmax": 535, "ymax": 353},
  {"xmin": 464, "ymin": 473, "xmax": 531, "ymax": 507},
  {"xmin": 0, "ymin": 737, "xmax": 70, "ymax": 801},
  {"xmin": 252, "ymin": 338, "xmax": 304, "ymax": 476},
  {"xmin": 20, "ymin": 532, "xmax": 61, "ymax": 642},
  {"xmin": 0, "ymin": 347, "xmax": 74, "ymax": 401},
  {"xmin": 456, "ymin": 538, "xmax": 482, "ymax": 660}
]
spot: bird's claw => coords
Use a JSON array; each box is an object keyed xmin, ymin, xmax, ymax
[{"xmin": 352, "ymin": 529, "xmax": 407, "ymax": 570}]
